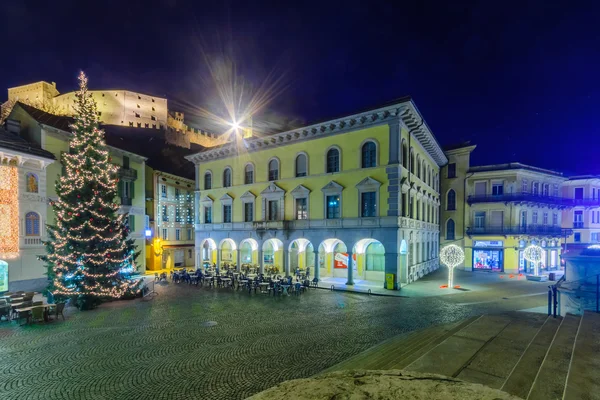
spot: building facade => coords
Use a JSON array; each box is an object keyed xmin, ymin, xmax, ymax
[
  {"xmin": 0, "ymin": 121, "xmax": 55, "ymax": 291},
  {"xmin": 442, "ymin": 145, "xmax": 569, "ymax": 274},
  {"xmin": 8, "ymin": 103, "xmax": 148, "ymax": 277},
  {"xmin": 561, "ymin": 177, "xmax": 600, "ymax": 248},
  {"xmin": 145, "ymin": 168, "xmax": 195, "ymax": 271},
  {"xmin": 187, "ymin": 98, "xmax": 447, "ymax": 289}
]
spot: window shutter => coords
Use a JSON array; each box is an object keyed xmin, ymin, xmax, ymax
[
  {"xmin": 117, "ymin": 181, "xmax": 123, "ymax": 197},
  {"xmin": 130, "ymin": 180, "xmax": 135, "ymax": 198}
]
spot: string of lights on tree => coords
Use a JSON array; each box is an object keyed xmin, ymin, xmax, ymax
[{"xmin": 40, "ymin": 71, "xmax": 140, "ymax": 305}]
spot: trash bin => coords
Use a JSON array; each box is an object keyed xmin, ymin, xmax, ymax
[
  {"xmin": 385, "ymin": 273, "xmax": 395, "ymax": 290},
  {"xmin": 549, "ymin": 272, "xmax": 556, "ymax": 281}
]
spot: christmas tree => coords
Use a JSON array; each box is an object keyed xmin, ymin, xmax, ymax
[{"xmin": 42, "ymin": 72, "xmax": 140, "ymax": 309}]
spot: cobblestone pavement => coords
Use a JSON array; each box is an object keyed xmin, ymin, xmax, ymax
[{"xmin": 0, "ymin": 280, "xmax": 547, "ymax": 400}]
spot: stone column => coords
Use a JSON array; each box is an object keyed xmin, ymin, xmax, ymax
[
  {"xmin": 236, "ymin": 249, "xmax": 241, "ymax": 272},
  {"xmin": 314, "ymin": 251, "xmax": 320, "ymax": 282},
  {"xmin": 346, "ymin": 251, "xmax": 354, "ymax": 286},
  {"xmin": 283, "ymin": 249, "xmax": 290, "ymax": 277},
  {"xmin": 216, "ymin": 250, "xmax": 221, "ymax": 270},
  {"xmin": 258, "ymin": 248, "xmax": 264, "ymax": 274}
]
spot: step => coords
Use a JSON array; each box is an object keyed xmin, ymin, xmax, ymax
[
  {"xmin": 322, "ymin": 317, "xmax": 478, "ymax": 373},
  {"xmin": 456, "ymin": 313, "xmax": 548, "ymax": 389},
  {"xmin": 501, "ymin": 316, "xmax": 562, "ymax": 399},
  {"xmin": 527, "ymin": 313, "xmax": 581, "ymax": 400},
  {"xmin": 564, "ymin": 311, "xmax": 600, "ymax": 400},
  {"xmin": 404, "ymin": 314, "xmax": 513, "ymax": 377}
]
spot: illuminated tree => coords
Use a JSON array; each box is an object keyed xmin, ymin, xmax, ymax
[
  {"xmin": 440, "ymin": 244, "xmax": 465, "ymax": 288},
  {"xmin": 523, "ymin": 244, "xmax": 543, "ymax": 276},
  {"xmin": 42, "ymin": 72, "xmax": 140, "ymax": 309}
]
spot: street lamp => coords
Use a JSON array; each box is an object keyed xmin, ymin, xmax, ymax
[
  {"xmin": 440, "ymin": 244, "xmax": 465, "ymax": 288},
  {"xmin": 523, "ymin": 244, "xmax": 543, "ymax": 276}
]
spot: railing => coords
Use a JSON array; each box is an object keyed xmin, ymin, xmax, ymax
[
  {"xmin": 120, "ymin": 197, "xmax": 132, "ymax": 206},
  {"xmin": 252, "ymin": 220, "xmax": 291, "ymax": 230},
  {"xmin": 118, "ymin": 167, "xmax": 138, "ymax": 180},
  {"xmin": 573, "ymin": 198, "xmax": 600, "ymax": 207},
  {"xmin": 467, "ymin": 225, "xmax": 566, "ymax": 236},
  {"xmin": 23, "ymin": 237, "xmax": 42, "ymax": 246},
  {"xmin": 554, "ymin": 272, "xmax": 600, "ymax": 316},
  {"xmin": 573, "ymin": 221, "xmax": 584, "ymax": 228},
  {"xmin": 468, "ymin": 193, "xmax": 573, "ymax": 207}
]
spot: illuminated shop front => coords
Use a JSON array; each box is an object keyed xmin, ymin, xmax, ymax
[
  {"xmin": 472, "ymin": 240, "xmax": 504, "ymax": 272},
  {"xmin": 518, "ymin": 240, "xmax": 561, "ymax": 274}
]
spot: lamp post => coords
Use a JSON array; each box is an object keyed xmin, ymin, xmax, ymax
[
  {"xmin": 523, "ymin": 244, "xmax": 543, "ymax": 276},
  {"xmin": 440, "ymin": 244, "xmax": 465, "ymax": 288}
]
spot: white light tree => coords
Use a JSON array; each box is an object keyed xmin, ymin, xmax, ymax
[
  {"xmin": 523, "ymin": 244, "xmax": 543, "ymax": 276},
  {"xmin": 440, "ymin": 244, "xmax": 465, "ymax": 288}
]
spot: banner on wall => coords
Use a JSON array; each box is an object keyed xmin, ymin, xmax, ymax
[
  {"xmin": 334, "ymin": 253, "xmax": 348, "ymax": 269},
  {"xmin": 0, "ymin": 260, "xmax": 8, "ymax": 292}
]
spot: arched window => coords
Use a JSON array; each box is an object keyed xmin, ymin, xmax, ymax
[
  {"xmin": 401, "ymin": 140, "xmax": 408, "ymax": 169},
  {"xmin": 223, "ymin": 168, "xmax": 232, "ymax": 188},
  {"xmin": 326, "ymin": 148, "xmax": 340, "ymax": 173},
  {"xmin": 204, "ymin": 172, "xmax": 212, "ymax": 190},
  {"xmin": 25, "ymin": 212, "xmax": 40, "ymax": 236},
  {"xmin": 361, "ymin": 141, "xmax": 377, "ymax": 168},
  {"xmin": 244, "ymin": 164, "xmax": 254, "ymax": 184},
  {"xmin": 416, "ymin": 155, "xmax": 421, "ymax": 178},
  {"xmin": 446, "ymin": 219, "xmax": 455, "ymax": 240},
  {"xmin": 410, "ymin": 149, "xmax": 415, "ymax": 174},
  {"xmin": 268, "ymin": 159, "xmax": 279, "ymax": 181},
  {"xmin": 543, "ymin": 184, "xmax": 549, "ymax": 196},
  {"xmin": 295, "ymin": 153, "xmax": 307, "ymax": 177},
  {"xmin": 26, "ymin": 173, "xmax": 39, "ymax": 193},
  {"xmin": 447, "ymin": 189, "xmax": 456, "ymax": 210}
]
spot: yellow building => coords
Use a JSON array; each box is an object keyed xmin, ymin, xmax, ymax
[
  {"xmin": 186, "ymin": 98, "xmax": 447, "ymax": 289},
  {"xmin": 561, "ymin": 177, "xmax": 600, "ymax": 248},
  {"xmin": 442, "ymin": 144, "xmax": 569, "ymax": 274},
  {"xmin": 9, "ymin": 103, "xmax": 148, "ymax": 274}
]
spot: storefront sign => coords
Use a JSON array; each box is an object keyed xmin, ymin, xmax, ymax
[
  {"xmin": 334, "ymin": 253, "xmax": 348, "ymax": 269},
  {"xmin": 0, "ymin": 260, "xmax": 7, "ymax": 292},
  {"xmin": 473, "ymin": 240, "xmax": 503, "ymax": 248}
]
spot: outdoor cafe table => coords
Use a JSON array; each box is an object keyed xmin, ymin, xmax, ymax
[
  {"xmin": 258, "ymin": 282, "xmax": 269, "ymax": 293},
  {"xmin": 15, "ymin": 304, "xmax": 52, "ymax": 322},
  {"xmin": 220, "ymin": 277, "xmax": 232, "ymax": 287}
]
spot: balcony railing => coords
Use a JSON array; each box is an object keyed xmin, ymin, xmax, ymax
[
  {"xmin": 467, "ymin": 193, "xmax": 574, "ymax": 207},
  {"xmin": 573, "ymin": 221, "xmax": 584, "ymax": 228},
  {"xmin": 252, "ymin": 220, "xmax": 291, "ymax": 230},
  {"xmin": 467, "ymin": 225, "xmax": 567, "ymax": 236},
  {"xmin": 120, "ymin": 197, "xmax": 132, "ymax": 206},
  {"xmin": 573, "ymin": 198, "xmax": 600, "ymax": 207},
  {"xmin": 118, "ymin": 167, "xmax": 138, "ymax": 181}
]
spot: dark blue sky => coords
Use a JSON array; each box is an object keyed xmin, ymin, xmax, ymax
[{"xmin": 2, "ymin": 0, "xmax": 599, "ymax": 174}]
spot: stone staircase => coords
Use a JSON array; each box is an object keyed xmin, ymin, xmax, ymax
[{"xmin": 325, "ymin": 311, "xmax": 600, "ymax": 400}]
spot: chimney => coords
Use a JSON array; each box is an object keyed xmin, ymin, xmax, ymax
[{"xmin": 6, "ymin": 119, "xmax": 20, "ymax": 135}]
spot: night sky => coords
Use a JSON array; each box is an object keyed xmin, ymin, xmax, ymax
[{"xmin": 1, "ymin": 0, "xmax": 599, "ymax": 175}]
